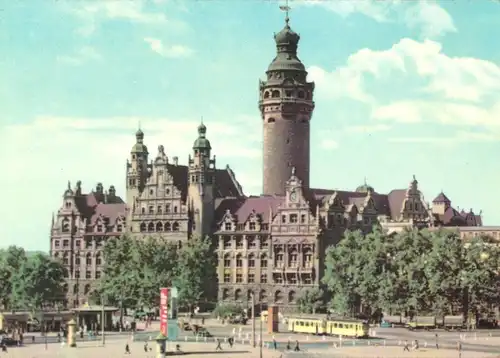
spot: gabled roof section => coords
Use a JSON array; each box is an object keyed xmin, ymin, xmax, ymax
[
  {"xmin": 214, "ymin": 195, "xmax": 285, "ymax": 225},
  {"xmin": 433, "ymin": 192, "xmax": 451, "ymax": 204},
  {"xmin": 165, "ymin": 164, "xmax": 245, "ymax": 201}
]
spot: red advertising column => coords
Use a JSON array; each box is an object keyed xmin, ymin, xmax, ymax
[{"xmin": 160, "ymin": 288, "xmax": 168, "ymax": 336}]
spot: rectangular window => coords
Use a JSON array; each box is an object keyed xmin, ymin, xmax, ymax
[
  {"xmin": 249, "ymin": 222, "xmax": 256, "ymax": 230},
  {"xmin": 287, "ymin": 274, "xmax": 297, "ymax": 284},
  {"xmin": 165, "ymin": 204, "xmax": 171, "ymax": 213},
  {"xmin": 223, "ymin": 238, "xmax": 231, "ymax": 249},
  {"xmin": 86, "ymin": 271, "xmax": 91, "ymax": 279},
  {"xmin": 262, "ymin": 224, "xmax": 269, "ymax": 231},
  {"xmin": 148, "ymin": 206, "xmax": 154, "ymax": 214},
  {"xmin": 63, "ymin": 240, "xmax": 69, "ymax": 248},
  {"xmin": 75, "ymin": 240, "xmax": 80, "ymax": 248},
  {"xmin": 225, "ymin": 223, "xmax": 232, "ymax": 231},
  {"xmin": 290, "ymin": 214, "xmax": 298, "ymax": 223},
  {"xmin": 248, "ymin": 273, "xmax": 255, "ymax": 283},
  {"xmin": 85, "ymin": 240, "xmax": 92, "ymax": 249},
  {"xmin": 75, "ymin": 270, "xmax": 80, "ymax": 279},
  {"xmin": 96, "ymin": 271, "xmax": 101, "ymax": 279},
  {"xmin": 157, "ymin": 206, "xmax": 162, "ymax": 214},
  {"xmin": 248, "ymin": 238, "xmax": 257, "ymax": 249},
  {"xmin": 224, "ymin": 273, "xmax": 231, "ymax": 283},
  {"xmin": 236, "ymin": 239, "xmax": 243, "ymax": 249},
  {"xmin": 273, "ymin": 274, "xmax": 283, "ymax": 284},
  {"xmin": 224, "ymin": 257, "xmax": 231, "ymax": 267},
  {"xmin": 281, "ymin": 215, "xmax": 286, "ymax": 223},
  {"xmin": 236, "ymin": 274, "xmax": 243, "ymax": 283},
  {"xmin": 54, "ymin": 240, "xmax": 60, "ymax": 248},
  {"xmin": 301, "ymin": 214, "xmax": 306, "ymax": 223},
  {"xmin": 260, "ymin": 274, "xmax": 267, "ymax": 284}
]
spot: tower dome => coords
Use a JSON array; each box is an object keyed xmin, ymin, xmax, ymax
[
  {"xmin": 131, "ymin": 128, "xmax": 148, "ymax": 153},
  {"xmin": 193, "ymin": 122, "xmax": 211, "ymax": 150},
  {"xmin": 274, "ymin": 20, "xmax": 300, "ymax": 47}
]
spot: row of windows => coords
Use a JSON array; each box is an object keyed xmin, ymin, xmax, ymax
[
  {"xmin": 262, "ymin": 89, "xmax": 311, "ymax": 100},
  {"xmin": 54, "ymin": 238, "xmax": 104, "ymax": 250},
  {"xmin": 223, "ymin": 256, "xmax": 268, "ymax": 268},
  {"xmin": 70, "ymin": 270, "xmax": 101, "ymax": 280},
  {"xmin": 61, "ymin": 221, "xmax": 123, "ymax": 234},
  {"xmin": 54, "ymin": 252, "xmax": 102, "ymax": 266},
  {"xmin": 222, "ymin": 272, "xmax": 313, "ymax": 285},
  {"xmin": 139, "ymin": 222, "xmax": 181, "ymax": 232},
  {"xmin": 221, "ymin": 288, "xmax": 306, "ymax": 303},
  {"xmin": 140, "ymin": 204, "xmax": 179, "ymax": 215},
  {"xmin": 222, "ymin": 253, "xmax": 313, "ymax": 268},
  {"xmin": 221, "ymin": 237, "xmax": 269, "ymax": 249},
  {"xmin": 222, "ymin": 222, "xmax": 269, "ymax": 232}
]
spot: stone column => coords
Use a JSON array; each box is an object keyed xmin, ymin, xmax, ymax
[{"xmin": 67, "ymin": 318, "xmax": 77, "ymax": 347}]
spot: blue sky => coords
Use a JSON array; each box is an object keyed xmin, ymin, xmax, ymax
[{"xmin": 2, "ymin": 0, "xmax": 500, "ymax": 251}]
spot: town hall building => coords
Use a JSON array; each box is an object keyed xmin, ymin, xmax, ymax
[{"xmin": 50, "ymin": 13, "xmax": 486, "ymax": 309}]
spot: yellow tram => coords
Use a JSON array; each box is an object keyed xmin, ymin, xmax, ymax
[{"xmin": 287, "ymin": 315, "xmax": 369, "ymax": 338}]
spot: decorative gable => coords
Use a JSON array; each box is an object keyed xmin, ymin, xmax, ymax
[
  {"xmin": 244, "ymin": 210, "xmax": 262, "ymax": 231},
  {"xmin": 219, "ymin": 209, "xmax": 236, "ymax": 232},
  {"xmin": 327, "ymin": 192, "xmax": 344, "ymax": 211}
]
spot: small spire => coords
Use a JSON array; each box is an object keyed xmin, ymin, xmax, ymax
[
  {"xmin": 364, "ymin": 176, "xmax": 367, "ymax": 185},
  {"xmin": 279, "ymin": 0, "xmax": 291, "ymax": 27},
  {"xmin": 67, "ymin": 181, "xmax": 71, "ymax": 190},
  {"xmin": 291, "ymin": 166, "xmax": 296, "ymax": 176}
]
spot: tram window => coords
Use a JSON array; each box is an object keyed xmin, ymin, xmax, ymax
[
  {"xmin": 333, "ymin": 323, "xmax": 337, "ymax": 328},
  {"xmin": 339, "ymin": 324, "xmax": 343, "ymax": 328}
]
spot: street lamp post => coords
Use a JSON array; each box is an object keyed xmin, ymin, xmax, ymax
[
  {"xmin": 101, "ymin": 294, "xmax": 105, "ymax": 346},
  {"xmin": 259, "ymin": 294, "xmax": 263, "ymax": 358}
]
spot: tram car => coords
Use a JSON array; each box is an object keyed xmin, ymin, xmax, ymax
[{"xmin": 287, "ymin": 315, "xmax": 369, "ymax": 338}]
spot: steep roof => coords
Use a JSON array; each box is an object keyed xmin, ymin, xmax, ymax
[
  {"xmin": 433, "ymin": 192, "xmax": 451, "ymax": 204},
  {"xmin": 165, "ymin": 164, "xmax": 244, "ymax": 200},
  {"xmin": 72, "ymin": 192, "xmax": 126, "ymax": 226}
]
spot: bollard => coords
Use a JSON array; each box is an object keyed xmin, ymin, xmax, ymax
[
  {"xmin": 204, "ymin": 336, "xmax": 207, "ymax": 342},
  {"xmin": 384, "ymin": 340, "xmax": 386, "ymax": 346},
  {"xmin": 195, "ymin": 335, "xmax": 199, "ymax": 342},
  {"xmin": 306, "ymin": 335, "xmax": 309, "ymax": 341},
  {"xmin": 322, "ymin": 335, "xmax": 326, "ymax": 341},
  {"xmin": 224, "ymin": 337, "xmax": 227, "ymax": 343},
  {"xmin": 246, "ymin": 333, "xmax": 250, "ymax": 340},
  {"xmin": 368, "ymin": 340, "xmax": 370, "ymax": 346},
  {"xmin": 353, "ymin": 340, "xmax": 355, "ymax": 346},
  {"xmin": 474, "ymin": 333, "xmax": 477, "ymax": 341},
  {"xmin": 372, "ymin": 330, "xmax": 376, "ymax": 337},
  {"xmin": 184, "ymin": 336, "xmax": 188, "ymax": 342},
  {"xmin": 424, "ymin": 341, "xmax": 427, "ymax": 348}
]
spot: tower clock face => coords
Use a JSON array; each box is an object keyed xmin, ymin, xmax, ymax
[{"xmin": 290, "ymin": 190, "xmax": 297, "ymax": 202}]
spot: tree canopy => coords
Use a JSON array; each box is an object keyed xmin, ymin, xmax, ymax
[
  {"xmin": 97, "ymin": 234, "xmax": 216, "ymax": 312},
  {"xmin": 0, "ymin": 247, "xmax": 67, "ymax": 311},
  {"xmin": 322, "ymin": 227, "xmax": 500, "ymax": 321}
]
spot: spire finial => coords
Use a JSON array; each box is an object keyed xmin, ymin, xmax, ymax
[
  {"xmin": 201, "ymin": 116, "xmax": 204, "ymax": 125},
  {"xmin": 291, "ymin": 166, "xmax": 296, "ymax": 176},
  {"xmin": 279, "ymin": 0, "xmax": 291, "ymax": 27},
  {"xmin": 67, "ymin": 180, "xmax": 71, "ymax": 190},
  {"xmin": 364, "ymin": 176, "xmax": 367, "ymax": 185}
]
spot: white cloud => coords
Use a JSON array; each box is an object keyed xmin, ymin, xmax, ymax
[
  {"xmin": 320, "ymin": 139, "xmax": 339, "ymax": 150},
  {"xmin": 389, "ymin": 131, "xmax": 500, "ymax": 145},
  {"xmin": 56, "ymin": 46, "xmax": 101, "ymax": 66},
  {"xmin": 298, "ymin": 0, "xmax": 456, "ymax": 38},
  {"xmin": 310, "ymin": 38, "xmax": 500, "ymax": 133},
  {"xmin": 345, "ymin": 124, "xmax": 391, "ymax": 133},
  {"xmin": 64, "ymin": 1, "xmax": 185, "ymax": 37},
  {"xmin": 144, "ymin": 38, "xmax": 194, "ymax": 58}
]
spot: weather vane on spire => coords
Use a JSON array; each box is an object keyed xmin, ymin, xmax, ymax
[{"xmin": 279, "ymin": 0, "xmax": 291, "ymax": 25}]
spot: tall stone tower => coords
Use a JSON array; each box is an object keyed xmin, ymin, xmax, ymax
[
  {"xmin": 259, "ymin": 12, "xmax": 315, "ymax": 196},
  {"xmin": 187, "ymin": 123, "xmax": 216, "ymax": 238},
  {"xmin": 126, "ymin": 129, "xmax": 149, "ymax": 223}
]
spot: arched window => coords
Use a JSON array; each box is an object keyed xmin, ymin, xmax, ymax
[
  {"xmin": 62, "ymin": 219, "xmax": 70, "ymax": 233},
  {"xmin": 289, "ymin": 250, "xmax": 298, "ymax": 267},
  {"xmin": 274, "ymin": 290, "xmax": 283, "ymax": 303},
  {"xmin": 248, "ymin": 254, "xmax": 255, "ymax": 268},
  {"xmin": 172, "ymin": 222, "xmax": 179, "ymax": 231},
  {"xmin": 275, "ymin": 249, "xmax": 284, "ymax": 267},
  {"xmin": 260, "ymin": 254, "xmax": 268, "ymax": 268},
  {"xmin": 63, "ymin": 252, "xmax": 69, "ymax": 265},
  {"xmin": 73, "ymin": 284, "xmax": 79, "ymax": 294},
  {"xmin": 86, "ymin": 253, "xmax": 92, "ymax": 266},
  {"xmin": 303, "ymin": 249, "xmax": 313, "ymax": 268},
  {"xmin": 247, "ymin": 290, "xmax": 254, "ymax": 301},
  {"xmin": 297, "ymin": 91, "xmax": 305, "ymax": 99},
  {"xmin": 224, "ymin": 254, "xmax": 231, "ymax": 268},
  {"xmin": 259, "ymin": 290, "xmax": 267, "ymax": 302},
  {"xmin": 271, "ymin": 90, "xmax": 280, "ymax": 98},
  {"xmin": 148, "ymin": 222, "xmax": 154, "ymax": 232},
  {"xmin": 156, "ymin": 222, "xmax": 163, "ymax": 232},
  {"xmin": 140, "ymin": 222, "xmax": 147, "ymax": 232},
  {"xmin": 288, "ymin": 291, "xmax": 296, "ymax": 303},
  {"xmin": 165, "ymin": 222, "xmax": 171, "ymax": 231},
  {"xmin": 264, "ymin": 91, "xmax": 270, "ymax": 99},
  {"xmin": 235, "ymin": 289, "xmax": 242, "ymax": 301},
  {"xmin": 222, "ymin": 289, "xmax": 229, "ymax": 300},
  {"xmin": 84, "ymin": 284, "xmax": 91, "ymax": 295},
  {"xmin": 236, "ymin": 254, "xmax": 243, "ymax": 267}
]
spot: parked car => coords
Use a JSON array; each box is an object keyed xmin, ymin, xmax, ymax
[{"xmin": 196, "ymin": 328, "xmax": 212, "ymax": 337}]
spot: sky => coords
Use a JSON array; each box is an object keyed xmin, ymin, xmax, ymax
[{"xmin": 1, "ymin": 0, "xmax": 500, "ymax": 251}]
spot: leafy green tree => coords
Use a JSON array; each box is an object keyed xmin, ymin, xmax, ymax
[
  {"xmin": 461, "ymin": 235, "xmax": 500, "ymax": 321},
  {"xmin": 297, "ymin": 288, "xmax": 324, "ymax": 314},
  {"xmin": 173, "ymin": 235, "xmax": 216, "ymax": 310},
  {"xmin": 322, "ymin": 230, "xmax": 364, "ymax": 316},
  {"xmin": 0, "ymin": 246, "xmax": 27, "ymax": 309},
  {"xmin": 10, "ymin": 253, "xmax": 67, "ymax": 310}
]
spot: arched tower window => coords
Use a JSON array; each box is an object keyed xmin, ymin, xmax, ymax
[
  {"xmin": 85, "ymin": 253, "xmax": 92, "ymax": 266},
  {"xmin": 156, "ymin": 222, "xmax": 163, "ymax": 231},
  {"xmin": 148, "ymin": 222, "xmax": 154, "ymax": 232},
  {"xmin": 165, "ymin": 222, "xmax": 171, "ymax": 231},
  {"xmin": 235, "ymin": 289, "xmax": 242, "ymax": 301},
  {"xmin": 267, "ymin": 118, "xmax": 275, "ymax": 123},
  {"xmin": 271, "ymin": 90, "xmax": 280, "ymax": 98},
  {"xmin": 62, "ymin": 218, "xmax": 70, "ymax": 233},
  {"xmin": 264, "ymin": 91, "xmax": 270, "ymax": 99},
  {"xmin": 288, "ymin": 291, "xmax": 296, "ymax": 303},
  {"xmin": 140, "ymin": 222, "xmax": 147, "ymax": 232},
  {"xmin": 274, "ymin": 290, "xmax": 283, "ymax": 303},
  {"xmin": 172, "ymin": 222, "xmax": 179, "ymax": 231}
]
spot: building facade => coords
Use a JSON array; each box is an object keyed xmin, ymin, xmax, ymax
[{"xmin": 50, "ymin": 13, "xmax": 487, "ymax": 309}]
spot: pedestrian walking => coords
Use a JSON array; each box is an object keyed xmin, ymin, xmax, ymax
[
  {"xmin": 144, "ymin": 341, "xmax": 149, "ymax": 352},
  {"xmin": 435, "ymin": 333, "xmax": 439, "ymax": 349},
  {"xmin": 294, "ymin": 340, "xmax": 300, "ymax": 352},
  {"xmin": 403, "ymin": 340, "xmax": 410, "ymax": 352},
  {"xmin": 125, "ymin": 343, "xmax": 131, "ymax": 354},
  {"xmin": 215, "ymin": 338, "xmax": 222, "ymax": 351},
  {"xmin": 286, "ymin": 340, "xmax": 291, "ymax": 350},
  {"xmin": 457, "ymin": 341, "xmax": 462, "ymax": 358},
  {"xmin": 228, "ymin": 336, "xmax": 234, "ymax": 348},
  {"xmin": 273, "ymin": 338, "xmax": 277, "ymax": 350}
]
